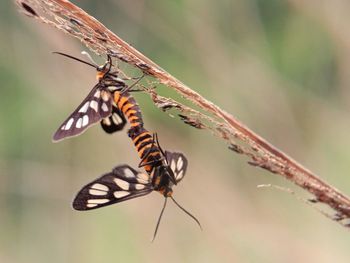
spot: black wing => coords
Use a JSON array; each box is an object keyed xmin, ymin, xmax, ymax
[
  {"xmin": 100, "ymin": 105, "xmax": 127, "ymax": 134},
  {"xmin": 165, "ymin": 151, "xmax": 188, "ymax": 183},
  {"xmin": 53, "ymin": 84, "xmax": 113, "ymax": 142},
  {"xmin": 73, "ymin": 165, "xmax": 153, "ymax": 211}
]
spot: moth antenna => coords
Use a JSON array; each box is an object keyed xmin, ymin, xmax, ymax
[
  {"xmin": 81, "ymin": 51, "xmax": 98, "ymax": 67},
  {"xmin": 52, "ymin": 52, "xmax": 97, "ymax": 68},
  {"xmin": 170, "ymin": 196, "xmax": 202, "ymax": 230},
  {"xmin": 106, "ymin": 55, "xmax": 113, "ymax": 73},
  {"xmin": 120, "ymin": 73, "xmax": 146, "ymax": 94},
  {"xmin": 151, "ymin": 198, "xmax": 168, "ymax": 242}
]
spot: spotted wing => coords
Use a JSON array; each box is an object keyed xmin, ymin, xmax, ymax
[
  {"xmin": 100, "ymin": 105, "xmax": 127, "ymax": 134},
  {"xmin": 53, "ymin": 84, "xmax": 113, "ymax": 142},
  {"xmin": 73, "ymin": 165, "xmax": 153, "ymax": 211},
  {"xmin": 165, "ymin": 151, "xmax": 188, "ymax": 183}
]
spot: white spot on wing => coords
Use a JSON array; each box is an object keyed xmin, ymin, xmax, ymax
[
  {"xmin": 82, "ymin": 115, "xmax": 89, "ymax": 127},
  {"xmin": 87, "ymin": 203, "xmax": 98, "ymax": 208},
  {"xmin": 94, "ymin": 90, "xmax": 101, "ymax": 98},
  {"xmin": 123, "ymin": 168, "xmax": 135, "ymax": 178},
  {"xmin": 101, "ymin": 91, "xmax": 109, "ymax": 101},
  {"xmin": 177, "ymin": 158, "xmax": 183, "ymax": 170},
  {"xmin": 87, "ymin": 199, "xmax": 109, "ymax": 204},
  {"xmin": 101, "ymin": 103, "xmax": 109, "ymax": 112},
  {"xmin": 64, "ymin": 118, "xmax": 74, "ymax": 130},
  {"xmin": 112, "ymin": 113, "xmax": 122, "ymax": 124},
  {"xmin": 114, "ymin": 191, "xmax": 130, "ymax": 198},
  {"xmin": 176, "ymin": 171, "xmax": 184, "ymax": 181},
  {"xmin": 90, "ymin": 100, "xmax": 98, "ymax": 112},
  {"xmin": 102, "ymin": 118, "xmax": 111, "ymax": 126},
  {"xmin": 76, "ymin": 118, "xmax": 83, "ymax": 128},
  {"xmin": 170, "ymin": 160, "xmax": 176, "ymax": 172},
  {"xmin": 114, "ymin": 178, "xmax": 130, "ymax": 190},
  {"xmin": 89, "ymin": 189, "xmax": 107, "ymax": 196},
  {"xmin": 137, "ymin": 173, "xmax": 149, "ymax": 183},
  {"xmin": 135, "ymin": 184, "xmax": 146, "ymax": 190},
  {"xmin": 79, "ymin": 101, "xmax": 90, "ymax": 113},
  {"xmin": 91, "ymin": 183, "xmax": 108, "ymax": 191}
]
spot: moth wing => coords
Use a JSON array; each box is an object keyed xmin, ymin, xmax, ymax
[
  {"xmin": 165, "ymin": 151, "xmax": 188, "ymax": 183},
  {"xmin": 100, "ymin": 105, "xmax": 127, "ymax": 134},
  {"xmin": 53, "ymin": 85, "xmax": 113, "ymax": 142},
  {"xmin": 72, "ymin": 165, "xmax": 152, "ymax": 211}
]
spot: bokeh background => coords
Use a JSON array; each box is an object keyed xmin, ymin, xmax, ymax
[{"xmin": 1, "ymin": 0, "xmax": 350, "ymax": 262}]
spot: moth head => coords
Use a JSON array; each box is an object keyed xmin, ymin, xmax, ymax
[
  {"xmin": 96, "ymin": 69, "xmax": 106, "ymax": 80},
  {"xmin": 152, "ymin": 165, "xmax": 177, "ymax": 193},
  {"xmin": 159, "ymin": 185, "xmax": 173, "ymax": 198}
]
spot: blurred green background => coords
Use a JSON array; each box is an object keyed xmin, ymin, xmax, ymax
[{"xmin": 1, "ymin": 0, "xmax": 350, "ymax": 262}]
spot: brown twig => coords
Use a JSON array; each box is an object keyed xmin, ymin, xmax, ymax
[{"xmin": 15, "ymin": 0, "xmax": 350, "ymax": 228}]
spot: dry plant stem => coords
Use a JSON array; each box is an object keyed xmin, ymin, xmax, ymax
[{"xmin": 16, "ymin": 0, "xmax": 350, "ymax": 227}]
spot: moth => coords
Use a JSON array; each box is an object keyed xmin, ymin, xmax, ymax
[
  {"xmin": 73, "ymin": 149, "xmax": 201, "ymax": 240},
  {"xmin": 52, "ymin": 52, "xmax": 134, "ymax": 142}
]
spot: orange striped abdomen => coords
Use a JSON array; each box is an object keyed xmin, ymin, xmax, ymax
[
  {"xmin": 129, "ymin": 129, "xmax": 162, "ymax": 174},
  {"xmin": 114, "ymin": 91, "xmax": 144, "ymax": 129},
  {"xmin": 113, "ymin": 91, "xmax": 162, "ymax": 174}
]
